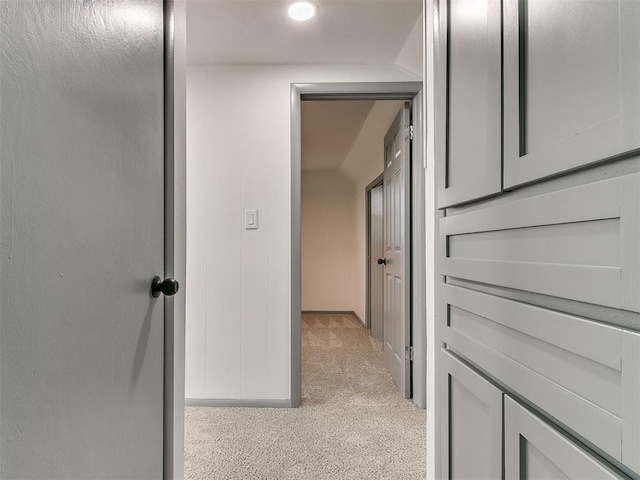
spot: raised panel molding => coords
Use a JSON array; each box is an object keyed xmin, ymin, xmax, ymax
[
  {"xmin": 440, "ymin": 350, "xmax": 502, "ymax": 479},
  {"xmin": 435, "ymin": 0, "xmax": 502, "ymax": 207},
  {"xmin": 441, "ymin": 173, "xmax": 640, "ymax": 313},
  {"xmin": 441, "ymin": 283, "xmax": 640, "ymax": 474},
  {"xmin": 622, "ymin": 331, "xmax": 640, "ymax": 473},
  {"xmin": 503, "ymin": 0, "xmax": 640, "ymax": 188},
  {"xmin": 504, "ymin": 397, "xmax": 626, "ymax": 479},
  {"xmin": 441, "ymin": 284, "xmax": 623, "ymax": 460},
  {"xmin": 620, "ymin": 175, "xmax": 640, "ymax": 312}
]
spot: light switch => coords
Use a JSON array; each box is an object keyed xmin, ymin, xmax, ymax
[{"xmin": 244, "ymin": 209, "xmax": 258, "ymax": 230}]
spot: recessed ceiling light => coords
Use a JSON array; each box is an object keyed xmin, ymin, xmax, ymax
[{"xmin": 288, "ymin": 1, "xmax": 318, "ymax": 21}]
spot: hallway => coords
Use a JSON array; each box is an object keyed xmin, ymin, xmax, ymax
[{"xmin": 184, "ymin": 313, "xmax": 426, "ymax": 479}]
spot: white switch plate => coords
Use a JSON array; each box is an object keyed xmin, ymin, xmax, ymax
[{"xmin": 244, "ymin": 209, "xmax": 258, "ymax": 230}]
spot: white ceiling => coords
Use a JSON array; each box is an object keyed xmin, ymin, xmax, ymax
[
  {"xmin": 302, "ymin": 101, "xmax": 375, "ymax": 171},
  {"xmin": 186, "ymin": 0, "xmax": 422, "ymax": 65}
]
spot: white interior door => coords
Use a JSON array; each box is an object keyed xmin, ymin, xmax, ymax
[
  {"xmin": 0, "ymin": 2, "xmax": 167, "ymax": 478},
  {"xmin": 382, "ymin": 103, "xmax": 412, "ymax": 398}
]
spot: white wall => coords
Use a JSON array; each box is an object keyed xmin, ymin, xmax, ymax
[
  {"xmin": 395, "ymin": 12, "xmax": 424, "ymax": 78},
  {"xmin": 186, "ymin": 64, "xmax": 419, "ymax": 401},
  {"xmin": 301, "ymin": 170, "xmax": 356, "ymax": 311}
]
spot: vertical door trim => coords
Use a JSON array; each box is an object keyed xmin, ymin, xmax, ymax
[
  {"xmin": 164, "ymin": 1, "xmax": 187, "ymax": 478},
  {"xmin": 411, "ymin": 90, "xmax": 427, "ymax": 409},
  {"xmin": 290, "ymin": 82, "xmax": 423, "ymax": 407},
  {"xmin": 366, "ymin": 173, "xmax": 385, "ymax": 332},
  {"xmin": 291, "ymin": 85, "xmax": 303, "ymax": 408}
]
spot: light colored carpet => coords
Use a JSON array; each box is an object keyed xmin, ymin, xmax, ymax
[{"xmin": 184, "ymin": 313, "xmax": 427, "ymax": 480}]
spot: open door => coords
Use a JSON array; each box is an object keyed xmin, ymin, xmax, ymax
[
  {"xmin": 0, "ymin": 2, "xmax": 169, "ymax": 478},
  {"xmin": 381, "ymin": 103, "xmax": 412, "ymax": 398}
]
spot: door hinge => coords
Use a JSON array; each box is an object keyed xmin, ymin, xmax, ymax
[
  {"xmin": 405, "ymin": 125, "xmax": 414, "ymax": 140},
  {"xmin": 405, "ymin": 345, "xmax": 414, "ymax": 362}
]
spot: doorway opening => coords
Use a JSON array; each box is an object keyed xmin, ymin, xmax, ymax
[
  {"xmin": 292, "ymin": 83, "xmax": 426, "ymax": 411},
  {"xmin": 300, "ymin": 99, "xmax": 404, "ymax": 406}
]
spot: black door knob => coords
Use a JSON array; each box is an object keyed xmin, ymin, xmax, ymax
[
  {"xmin": 151, "ymin": 276, "xmax": 179, "ymax": 298},
  {"xmin": 377, "ymin": 258, "xmax": 387, "ymax": 265}
]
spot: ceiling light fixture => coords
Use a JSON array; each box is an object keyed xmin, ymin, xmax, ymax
[{"xmin": 288, "ymin": 1, "xmax": 318, "ymax": 21}]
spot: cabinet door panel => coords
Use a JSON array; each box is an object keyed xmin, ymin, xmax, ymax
[
  {"xmin": 436, "ymin": 0, "xmax": 502, "ymax": 207},
  {"xmin": 503, "ymin": 0, "xmax": 640, "ymax": 188},
  {"xmin": 505, "ymin": 397, "xmax": 626, "ymax": 479},
  {"xmin": 441, "ymin": 284, "xmax": 624, "ymax": 460},
  {"xmin": 440, "ymin": 173, "xmax": 640, "ymax": 313},
  {"xmin": 441, "ymin": 350, "xmax": 502, "ymax": 479}
]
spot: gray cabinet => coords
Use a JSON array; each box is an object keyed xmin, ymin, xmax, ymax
[
  {"xmin": 437, "ymin": 0, "xmax": 640, "ymax": 198},
  {"xmin": 503, "ymin": 0, "xmax": 640, "ymax": 189},
  {"xmin": 504, "ymin": 397, "xmax": 626, "ymax": 479},
  {"xmin": 441, "ymin": 349, "xmax": 631, "ymax": 479},
  {"xmin": 440, "ymin": 283, "xmax": 640, "ymax": 470},
  {"xmin": 436, "ymin": 0, "xmax": 502, "ymax": 207},
  {"xmin": 434, "ymin": 0, "xmax": 640, "ymax": 478},
  {"xmin": 440, "ymin": 350, "xmax": 502, "ymax": 479}
]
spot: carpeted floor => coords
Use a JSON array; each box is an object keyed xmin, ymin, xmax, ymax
[{"xmin": 184, "ymin": 312, "xmax": 426, "ymax": 479}]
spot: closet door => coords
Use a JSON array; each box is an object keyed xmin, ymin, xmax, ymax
[
  {"xmin": 504, "ymin": 397, "xmax": 626, "ymax": 480},
  {"xmin": 436, "ymin": 0, "xmax": 502, "ymax": 207},
  {"xmin": 503, "ymin": 0, "xmax": 640, "ymax": 189},
  {"xmin": 441, "ymin": 350, "xmax": 502, "ymax": 479}
]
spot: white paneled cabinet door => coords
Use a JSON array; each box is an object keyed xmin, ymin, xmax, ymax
[
  {"xmin": 0, "ymin": 1, "xmax": 166, "ymax": 478},
  {"xmin": 436, "ymin": 0, "xmax": 502, "ymax": 207},
  {"xmin": 504, "ymin": 397, "xmax": 626, "ymax": 479},
  {"xmin": 503, "ymin": 0, "xmax": 640, "ymax": 188},
  {"xmin": 382, "ymin": 104, "xmax": 411, "ymax": 398},
  {"xmin": 441, "ymin": 350, "xmax": 502, "ymax": 480}
]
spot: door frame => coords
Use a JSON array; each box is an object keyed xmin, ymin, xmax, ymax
[
  {"xmin": 164, "ymin": 1, "xmax": 187, "ymax": 478},
  {"xmin": 366, "ymin": 173, "xmax": 384, "ymax": 333},
  {"xmin": 290, "ymin": 82, "xmax": 425, "ymax": 408}
]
